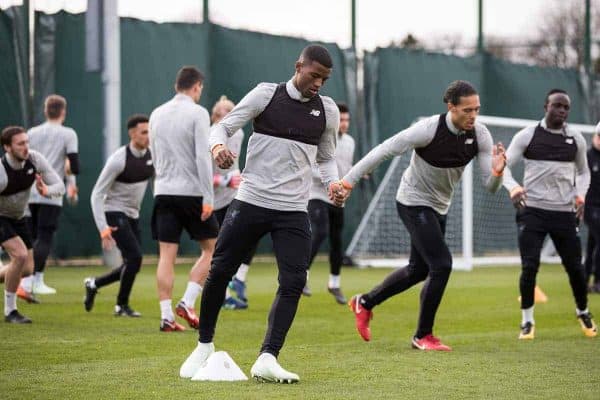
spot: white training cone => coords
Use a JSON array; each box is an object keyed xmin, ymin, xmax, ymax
[{"xmin": 191, "ymin": 351, "xmax": 248, "ymax": 381}]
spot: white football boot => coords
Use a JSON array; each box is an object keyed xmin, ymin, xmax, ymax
[
  {"xmin": 250, "ymin": 353, "xmax": 299, "ymax": 383},
  {"xmin": 33, "ymin": 280, "xmax": 57, "ymax": 295},
  {"xmin": 179, "ymin": 342, "xmax": 215, "ymax": 378}
]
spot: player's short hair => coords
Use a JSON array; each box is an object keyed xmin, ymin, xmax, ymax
[
  {"xmin": 545, "ymin": 88, "xmax": 568, "ymax": 104},
  {"xmin": 1, "ymin": 126, "xmax": 26, "ymax": 146},
  {"xmin": 175, "ymin": 66, "xmax": 205, "ymax": 91},
  {"xmin": 212, "ymin": 95, "xmax": 235, "ymax": 115},
  {"xmin": 44, "ymin": 94, "xmax": 67, "ymax": 119},
  {"xmin": 337, "ymin": 102, "xmax": 349, "ymax": 114},
  {"xmin": 126, "ymin": 114, "xmax": 149, "ymax": 130},
  {"xmin": 443, "ymin": 80, "xmax": 478, "ymax": 105},
  {"xmin": 300, "ymin": 45, "xmax": 333, "ymax": 69}
]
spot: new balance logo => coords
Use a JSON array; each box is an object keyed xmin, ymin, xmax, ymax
[
  {"xmin": 309, "ymin": 110, "xmax": 321, "ymax": 117},
  {"xmin": 27, "ymin": 168, "xmax": 34, "ymax": 175},
  {"xmin": 465, "ymin": 138, "xmax": 474, "ymax": 144},
  {"xmin": 146, "ymin": 160, "xmax": 153, "ymax": 166},
  {"xmin": 565, "ymin": 138, "xmax": 574, "ymax": 144}
]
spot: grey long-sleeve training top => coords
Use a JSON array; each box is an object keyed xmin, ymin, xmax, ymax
[
  {"xmin": 149, "ymin": 93, "xmax": 213, "ymax": 207},
  {"xmin": 343, "ymin": 113, "xmax": 502, "ymax": 215},
  {"xmin": 0, "ymin": 151, "xmax": 65, "ymax": 219},
  {"xmin": 503, "ymin": 118, "xmax": 590, "ymax": 212},
  {"xmin": 27, "ymin": 121, "xmax": 78, "ymax": 207},
  {"xmin": 90, "ymin": 144, "xmax": 153, "ymax": 233},
  {"xmin": 209, "ymin": 80, "xmax": 340, "ymax": 212}
]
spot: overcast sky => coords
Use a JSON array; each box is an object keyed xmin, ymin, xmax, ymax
[{"xmin": 1, "ymin": 0, "xmax": 553, "ymax": 50}]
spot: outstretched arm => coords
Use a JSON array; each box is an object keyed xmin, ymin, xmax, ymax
[{"xmin": 341, "ymin": 118, "xmax": 436, "ymax": 190}]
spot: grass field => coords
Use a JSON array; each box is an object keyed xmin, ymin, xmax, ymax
[{"xmin": 1, "ymin": 261, "xmax": 598, "ymax": 399}]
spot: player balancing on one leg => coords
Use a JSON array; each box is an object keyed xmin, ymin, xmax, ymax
[
  {"xmin": 341, "ymin": 80, "xmax": 507, "ymax": 351},
  {"xmin": 0, "ymin": 126, "xmax": 64, "ymax": 323},
  {"xmin": 502, "ymin": 88, "xmax": 597, "ymax": 339},
  {"xmin": 84, "ymin": 115, "xmax": 154, "ymax": 317},
  {"xmin": 179, "ymin": 45, "xmax": 345, "ymax": 383}
]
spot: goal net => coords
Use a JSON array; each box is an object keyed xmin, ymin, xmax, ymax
[{"xmin": 346, "ymin": 115, "xmax": 597, "ymax": 270}]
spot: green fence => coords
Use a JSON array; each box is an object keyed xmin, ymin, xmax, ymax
[
  {"xmin": 482, "ymin": 54, "xmax": 588, "ymax": 121},
  {"xmin": 366, "ymin": 47, "xmax": 590, "ymax": 149},
  {"xmin": 0, "ymin": 7, "xmax": 594, "ymax": 258},
  {"xmin": 27, "ymin": 10, "xmax": 351, "ymax": 257},
  {"xmin": 363, "ymin": 47, "xmax": 591, "ymax": 188},
  {"xmin": 0, "ymin": 8, "xmax": 26, "ymax": 127}
]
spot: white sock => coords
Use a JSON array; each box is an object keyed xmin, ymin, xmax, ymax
[
  {"xmin": 160, "ymin": 299, "xmax": 174, "ymax": 321},
  {"xmin": 576, "ymin": 308, "xmax": 589, "ymax": 316},
  {"xmin": 235, "ymin": 263, "xmax": 250, "ymax": 282},
  {"xmin": 328, "ymin": 274, "xmax": 341, "ymax": 289},
  {"xmin": 257, "ymin": 352, "xmax": 277, "ymax": 364},
  {"xmin": 181, "ymin": 281, "xmax": 202, "ymax": 308},
  {"xmin": 305, "ymin": 270, "xmax": 310, "ymax": 282},
  {"xmin": 88, "ymin": 278, "xmax": 97, "ymax": 289},
  {"xmin": 196, "ymin": 341, "xmax": 213, "ymax": 352},
  {"xmin": 522, "ymin": 306, "xmax": 535, "ymax": 325},
  {"xmin": 4, "ymin": 290, "xmax": 17, "ymax": 316},
  {"xmin": 34, "ymin": 272, "xmax": 43, "ymax": 284}
]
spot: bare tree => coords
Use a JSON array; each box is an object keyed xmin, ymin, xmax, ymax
[
  {"xmin": 484, "ymin": 35, "xmax": 518, "ymax": 61},
  {"xmin": 389, "ymin": 33, "xmax": 423, "ymax": 49},
  {"xmin": 414, "ymin": 0, "xmax": 599, "ymax": 72},
  {"xmin": 400, "ymin": 34, "xmax": 422, "ymax": 49},
  {"xmin": 425, "ymin": 33, "xmax": 471, "ymax": 56},
  {"xmin": 526, "ymin": 0, "xmax": 600, "ymax": 72}
]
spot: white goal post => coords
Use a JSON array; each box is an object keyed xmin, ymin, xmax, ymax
[{"xmin": 346, "ymin": 115, "xmax": 597, "ymax": 270}]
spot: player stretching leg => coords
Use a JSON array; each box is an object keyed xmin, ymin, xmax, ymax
[
  {"xmin": 84, "ymin": 115, "xmax": 153, "ymax": 317},
  {"xmin": 180, "ymin": 45, "xmax": 344, "ymax": 382},
  {"xmin": 342, "ymin": 81, "xmax": 506, "ymax": 350},
  {"xmin": 0, "ymin": 126, "xmax": 64, "ymax": 323}
]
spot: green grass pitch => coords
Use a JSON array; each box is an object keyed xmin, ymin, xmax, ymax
[{"xmin": 1, "ymin": 261, "xmax": 598, "ymax": 399}]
